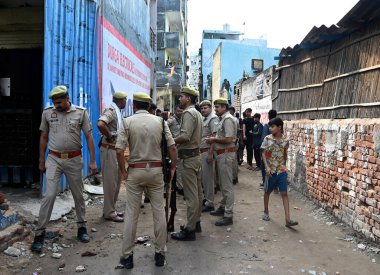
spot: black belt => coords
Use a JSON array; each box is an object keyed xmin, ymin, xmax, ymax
[{"xmin": 178, "ymin": 148, "xmax": 200, "ymax": 159}]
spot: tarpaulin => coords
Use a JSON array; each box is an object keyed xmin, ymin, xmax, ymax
[{"xmin": 43, "ymin": 0, "xmax": 99, "ymax": 193}]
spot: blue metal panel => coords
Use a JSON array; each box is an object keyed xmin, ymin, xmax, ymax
[
  {"xmin": 43, "ymin": 0, "xmax": 99, "ymax": 193},
  {"xmin": 219, "ymin": 44, "xmax": 280, "ymax": 104}
]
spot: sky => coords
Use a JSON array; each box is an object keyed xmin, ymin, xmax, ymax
[{"xmin": 187, "ymin": 0, "xmax": 360, "ymax": 53}]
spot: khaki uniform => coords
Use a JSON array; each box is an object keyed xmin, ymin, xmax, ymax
[
  {"xmin": 116, "ymin": 110, "xmax": 175, "ymax": 257},
  {"xmin": 214, "ymin": 112, "xmax": 237, "ymax": 218},
  {"xmin": 37, "ymin": 104, "xmax": 92, "ymax": 234},
  {"xmin": 232, "ymin": 116, "xmax": 240, "ymax": 181},
  {"xmin": 200, "ymin": 112, "xmax": 218, "ymax": 207},
  {"xmin": 167, "ymin": 115, "xmax": 183, "ymax": 189},
  {"xmin": 98, "ymin": 107, "xmax": 122, "ymax": 218},
  {"xmin": 177, "ymin": 105, "xmax": 203, "ymax": 231}
]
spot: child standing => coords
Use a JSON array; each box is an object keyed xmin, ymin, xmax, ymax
[{"xmin": 261, "ymin": 117, "xmax": 298, "ymax": 227}]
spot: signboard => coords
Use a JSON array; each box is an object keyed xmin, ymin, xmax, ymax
[
  {"xmin": 241, "ymin": 67, "xmax": 274, "ymax": 123},
  {"xmin": 242, "ymin": 95, "xmax": 272, "ymax": 123},
  {"xmin": 251, "ymin": 59, "xmax": 263, "ymax": 72},
  {"xmin": 101, "ymin": 18, "xmax": 151, "ymax": 116}
]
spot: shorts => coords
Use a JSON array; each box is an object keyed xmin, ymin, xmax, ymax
[{"xmin": 264, "ymin": 172, "xmax": 288, "ymax": 193}]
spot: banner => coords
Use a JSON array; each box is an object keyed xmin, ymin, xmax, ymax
[
  {"xmin": 100, "ymin": 18, "xmax": 151, "ymax": 116},
  {"xmin": 242, "ymin": 95, "xmax": 272, "ymax": 123}
]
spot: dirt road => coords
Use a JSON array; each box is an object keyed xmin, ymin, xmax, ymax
[{"xmin": 1, "ymin": 167, "xmax": 378, "ymax": 274}]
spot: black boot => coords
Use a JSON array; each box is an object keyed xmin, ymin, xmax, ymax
[
  {"xmin": 171, "ymin": 229, "xmax": 196, "ymax": 241},
  {"xmin": 202, "ymin": 205, "xmax": 215, "ymax": 212},
  {"xmin": 31, "ymin": 231, "xmax": 45, "ymax": 253},
  {"xmin": 215, "ymin": 217, "xmax": 233, "ymax": 226},
  {"xmin": 77, "ymin": 227, "xmax": 90, "ymax": 243},
  {"xmin": 154, "ymin": 252, "xmax": 165, "ymax": 267},
  {"xmin": 120, "ymin": 254, "xmax": 134, "ymax": 269},
  {"xmin": 180, "ymin": 221, "xmax": 202, "ymax": 233},
  {"xmin": 210, "ymin": 207, "xmax": 225, "ymax": 216}
]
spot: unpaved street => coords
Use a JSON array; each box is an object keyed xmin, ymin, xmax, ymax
[{"xmin": 1, "ymin": 167, "xmax": 379, "ymax": 275}]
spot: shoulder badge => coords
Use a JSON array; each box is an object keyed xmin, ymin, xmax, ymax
[{"xmin": 51, "ymin": 112, "xmax": 57, "ymax": 118}]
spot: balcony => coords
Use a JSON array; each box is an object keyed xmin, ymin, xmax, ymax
[
  {"xmin": 157, "ymin": 32, "xmax": 183, "ymax": 62},
  {"xmin": 156, "ymin": 67, "xmax": 185, "ymax": 92},
  {"xmin": 157, "ymin": 0, "xmax": 184, "ymax": 33}
]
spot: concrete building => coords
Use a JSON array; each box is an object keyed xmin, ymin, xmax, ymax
[
  {"xmin": 201, "ymin": 24, "xmax": 276, "ymax": 100},
  {"xmin": 156, "ymin": 0, "xmax": 188, "ymax": 111},
  {"xmin": 211, "ymin": 42, "xmax": 280, "ymax": 104},
  {"xmin": 187, "ymin": 52, "xmax": 201, "ymax": 88}
]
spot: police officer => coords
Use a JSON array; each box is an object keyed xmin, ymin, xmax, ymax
[
  {"xmin": 97, "ymin": 91, "xmax": 127, "ymax": 222},
  {"xmin": 31, "ymin": 86, "xmax": 98, "ymax": 252},
  {"xmin": 206, "ymin": 98, "xmax": 237, "ymax": 226},
  {"xmin": 171, "ymin": 87, "xmax": 203, "ymax": 241},
  {"xmin": 228, "ymin": 106, "xmax": 240, "ymax": 184},
  {"xmin": 116, "ymin": 93, "xmax": 177, "ymax": 269},
  {"xmin": 199, "ymin": 100, "xmax": 218, "ymax": 212},
  {"xmin": 167, "ymin": 105, "xmax": 184, "ymax": 191}
]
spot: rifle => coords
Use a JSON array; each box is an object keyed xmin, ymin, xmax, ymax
[{"xmin": 161, "ymin": 119, "xmax": 173, "ymax": 235}]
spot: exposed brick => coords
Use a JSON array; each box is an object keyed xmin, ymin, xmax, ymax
[{"xmin": 285, "ymin": 120, "xmax": 380, "ymax": 241}]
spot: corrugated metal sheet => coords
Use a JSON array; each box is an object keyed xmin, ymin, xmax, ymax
[
  {"xmin": 43, "ymin": 0, "xmax": 99, "ymax": 193},
  {"xmin": 338, "ymin": 0, "xmax": 380, "ymax": 28}
]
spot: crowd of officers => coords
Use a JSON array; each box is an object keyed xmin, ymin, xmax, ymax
[{"xmin": 30, "ymin": 85, "xmax": 243, "ymax": 269}]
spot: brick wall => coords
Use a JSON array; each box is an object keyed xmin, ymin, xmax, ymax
[{"xmin": 285, "ymin": 119, "xmax": 380, "ymax": 240}]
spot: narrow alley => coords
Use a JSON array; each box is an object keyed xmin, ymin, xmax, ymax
[{"xmin": 0, "ymin": 168, "xmax": 378, "ymax": 275}]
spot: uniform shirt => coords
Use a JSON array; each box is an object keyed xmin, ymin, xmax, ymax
[
  {"xmin": 177, "ymin": 105, "xmax": 203, "ymax": 151},
  {"xmin": 200, "ymin": 112, "xmax": 218, "ymax": 149},
  {"xmin": 115, "ymin": 110, "xmax": 175, "ymax": 164},
  {"xmin": 167, "ymin": 115, "xmax": 181, "ymax": 138},
  {"xmin": 233, "ymin": 116, "xmax": 240, "ymax": 138},
  {"xmin": 98, "ymin": 107, "xmax": 118, "ymax": 145},
  {"xmin": 214, "ymin": 112, "xmax": 237, "ymax": 150},
  {"xmin": 260, "ymin": 134, "xmax": 289, "ymax": 174},
  {"xmin": 40, "ymin": 104, "xmax": 92, "ymax": 152}
]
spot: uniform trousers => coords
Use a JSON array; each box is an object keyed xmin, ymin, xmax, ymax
[
  {"xmin": 176, "ymin": 157, "xmax": 183, "ymax": 190},
  {"xmin": 121, "ymin": 167, "xmax": 166, "ymax": 258},
  {"xmin": 180, "ymin": 155, "xmax": 203, "ymax": 231},
  {"xmin": 216, "ymin": 151, "xmax": 235, "ymax": 218},
  {"xmin": 201, "ymin": 151, "xmax": 215, "ymax": 207},
  {"xmin": 233, "ymin": 143, "xmax": 239, "ymax": 181},
  {"xmin": 36, "ymin": 154, "xmax": 85, "ymax": 235},
  {"xmin": 101, "ymin": 147, "xmax": 121, "ymax": 217}
]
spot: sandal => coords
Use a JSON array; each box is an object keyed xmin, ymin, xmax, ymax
[
  {"xmin": 286, "ymin": 220, "xmax": 298, "ymax": 227},
  {"xmin": 262, "ymin": 213, "xmax": 270, "ymax": 221}
]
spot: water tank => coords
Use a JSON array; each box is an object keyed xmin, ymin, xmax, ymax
[{"xmin": 223, "ymin": 23, "xmax": 230, "ymax": 32}]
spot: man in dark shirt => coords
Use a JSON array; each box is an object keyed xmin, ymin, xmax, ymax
[
  {"xmin": 238, "ymin": 111, "xmax": 246, "ymax": 165},
  {"xmin": 242, "ymin": 108, "xmax": 255, "ymax": 170},
  {"xmin": 252, "ymin": 113, "xmax": 263, "ymax": 171}
]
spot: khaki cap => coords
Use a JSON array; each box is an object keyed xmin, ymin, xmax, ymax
[
  {"xmin": 214, "ymin": 98, "xmax": 229, "ymax": 105},
  {"xmin": 199, "ymin": 100, "xmax": 212, "ymax": 107},
  {"xmin": 181, "ymin": 86, "xmax": 199, "ymax": 97},
  {"xmin": 49, "ymin": 85, "xmax": 68, "ymax": 99},
  {"xmin": 113, "ymin": 91, "xmax": 128, "ymax": 99},
  {"xmin": 133, "ymin": 92, "xmax": 151, "ymax": 103}
]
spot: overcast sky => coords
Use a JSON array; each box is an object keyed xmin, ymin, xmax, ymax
[{"xmin": 187, "ymin": 0, "xmax": 360, "ymax": 53}]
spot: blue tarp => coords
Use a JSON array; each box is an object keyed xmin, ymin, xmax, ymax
[{"xmin": 43, "ymin": 0, "xmax": 100, "ymax": 193}]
